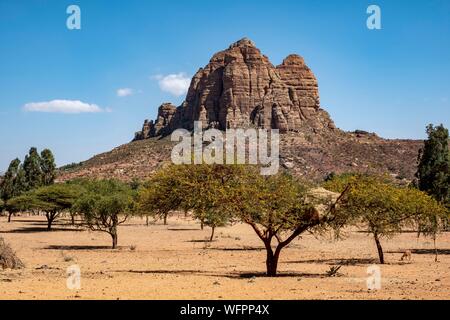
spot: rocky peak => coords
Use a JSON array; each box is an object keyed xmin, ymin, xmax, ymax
[
  {"xmin": 280, "ymin": 54, "xmax": 305, "ymax": 66},
  {"xmin": 229, "ymin": 37, "xmax": 257, "ymax": 49},
  {"xmin": 134, "ymin": 38, "xmax": 335, "ymax": 140}
]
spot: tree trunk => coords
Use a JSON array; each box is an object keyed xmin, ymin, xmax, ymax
[
  {"xmin": 200, "ymin": 219, "xmax": 204, "ymax": 230},
  {"xmin": 434, "ymin": 236, "xmax": 438, "ymax": 262},
  {"xmin": 264, "ymin": 240, "xmax": 281, "ymax": 277},
  {"xmin": 266, "ymin": 250, "xmax": 280, "ymax": 277},
  {"xmin": 163, "ymin": 213, "xmax": 167, "ymax": 225},
  {"xmin": 209, "ymin": 226, "xmax": 215, "ymax": 242},
  {"xmin": 47, "ymin": 213, "xmax": 54, "ymax": 231},
  {"xmin": 146, "ymin": 215, "xmax": 149, "ymax": 226},
  {"xmin": 374, "ymin": 233, "xmax": 384, "ymax": 264},
  {"xmin": 8, "ymin": 212, "xmax": 12, "ymax": 223},
  {"xmin": 111, "ymin": 230, "xmax": 118, "ymax": 249},
  {"xmin": 71, "ymin": 214, "xmax": 75, "ymax": 225}
]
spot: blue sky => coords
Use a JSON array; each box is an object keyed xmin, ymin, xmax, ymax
[{"xmin": 0, "ymin": 0, "xmax": 449, "ymax": 171}]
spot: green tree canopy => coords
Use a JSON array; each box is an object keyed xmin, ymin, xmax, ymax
[
  {"xmin": 138, "ymin": 167, "xmax": 187, "ymax": 225},
  {"xmin": 224, "ymin": 169, "xmax": 348, "ymax": 276},
  {"xmin": 8, "ymin": 183, "xmax": 82, "ymax": 230},
  {"xmin": 0, "ymin": 158, "xmax": 26, "ymax": 221},
  {"xmin": 416, "ymin": 124, "xmax": 450, "ymax": 206},
  {"xmin": 73, "ymin": 179, "xmax": 136, "ymax": 249},
  {"xmin": 23, "ymin": 147, "xmax": 43, "ymax": 190},
  {"xmin": 40, "ymin": 149, "xmax": 57, "ymax": 186},
  {"xmin": 324, "ymin": 174, "xmax": 448, "ymax": 263},
  {"xmin": 139, "ymin": 164, "xmax": 348, "ymax": 276}
]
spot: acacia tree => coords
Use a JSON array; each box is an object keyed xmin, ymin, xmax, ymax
[
  {"xmin": 35, "ymin": 184, "xmax": 81, "ymax": 230},
  {"xmin": 408, "ymin": 188, "xmax": 449, "ymax": 262},
  {"xmin": 6, "ymin": 194, "xmax": 42, "ymax": 221},
  {"xmin": 139, "ymin": 165, "xmax": 236, "ymax": 237},
  {"xmin": 176, "ymin": 165, "xmax": 235, "ymax": 237},
  {"xmin": 139, "ymin": 164, "xmax": 347, "ymax": 276},
  {"xmin": 138, "ymin": 168, "xmax": 184, "ymax": 225},
  {"xmin": 201, "ymin": 210, "xmax": 229, "ymax": 242},
  {"xmin": 8, "ymin": 183, "xmax": 81, "ymax": 230},
  {"xmin": 225, "ymin": 170, "xmax": 348, "ymax": 276},
  {"xmin": 325, "ymin": 175, "xmax": 407, "ymax": 264},
  {"xmin": 73, "ymin": 179, "xmax": 136, "ymax": 249},
  {"xmin": 324, "ymin": 174, "xmax": 448, "ymax": 264}
]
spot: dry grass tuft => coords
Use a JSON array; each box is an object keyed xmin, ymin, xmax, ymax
[{"xmin": 0, "ymin": 236, "xmax": 25, "ymax": 270}]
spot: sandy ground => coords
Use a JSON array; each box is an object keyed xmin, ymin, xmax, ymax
[{"xmin": 0, "ymin": 215, "xmax": 449, "ymax": 300}]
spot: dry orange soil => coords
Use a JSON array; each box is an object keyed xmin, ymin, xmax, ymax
[{"xmin": 0, "ymin": 215, "xmax": 449, "ymax": 300}]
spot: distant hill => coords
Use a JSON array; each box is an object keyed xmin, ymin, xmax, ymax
[{"xmin": 58, "ymin": 38, "xmax": 424, "ymax": 183}]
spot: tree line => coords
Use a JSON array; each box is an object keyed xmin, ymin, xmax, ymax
[{"xmin": 0, "ymin": 147, "xmax": 56, "ymax": 222}]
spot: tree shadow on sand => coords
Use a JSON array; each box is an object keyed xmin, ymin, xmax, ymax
[
  {"xmin": 113, "ymin": 269, "xmax": 324, "ymax": 279},
  {"xmin": 208, "ymin": 247, "xmax": 265, "ymax": 251},
  {"xmin": 1, "ymin": 227, "xmax": 84, "ymax": 234},
  {"xmin": 286, "ymin": 258, "xmax": 377, "ymax": 266},
  {"xmin": 44, "ymin": 245, "xmax": 118, "ymax": 250},
  {"xmin": 387, "ymin": 249, "xmax": 450, "ymax": 255}
]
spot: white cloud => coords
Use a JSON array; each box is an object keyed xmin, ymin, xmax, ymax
[
  {"xmin": 152, "ymin": 73, "xmax": 190, "ymax": 96},
  {"xmin": 23, "ymin": 100, "xmax": 104, "ymax": 114},
  {"xmin": 117, "ymin": 88, "xmax": 134, "ymax": 97}
]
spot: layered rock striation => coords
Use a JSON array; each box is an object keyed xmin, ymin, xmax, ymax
[{"xmin": 134, "ymin": 38, "xmax": 335, "ymax": 140}]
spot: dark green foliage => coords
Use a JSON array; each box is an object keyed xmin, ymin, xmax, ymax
[
  {"xmin": 0, "ymin": 158, "xmax": 26, "ymax": 203},
  {"xmin": 8, "ymin": 183, "xmax": 82, "ymax": 230},
  {"xmin": 1, "ymin": 147, "xmax": 57, "ymax": 222},
  {"xmin": 324, "ymin": 174, "xmax": 448, "ymax": 264},
  {"xmin": 139, "ymin": 164, "xmax": 347, "ymax": 276},
  {"xmin": 40, "ymin": 149, "xmax": 57, "ymax": 186},
  {"xmin": 129, "ymin": 178, "xmax": 141, "ymax": 191},
  {"xmin": 416, "ymin": 124, "xmax": 450, "ymax": 205},
  {"xmin": 0, "ymin": 158, "xmax": 26, "ymax": 221},
  {"xmin": 23, "ymin": 147, "xmax": 43, "ymax": 190},
  {"xmin": 59, "ymin": 162, "xmax": 83, "ymax": 172},
  {"xmin": 73, "ymin": 179, "xmax": 136, "ymax": 249}
]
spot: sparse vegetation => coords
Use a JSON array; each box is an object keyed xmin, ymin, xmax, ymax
[
  {"xmin": 326, "ymin": 265, "xmax": 342, "ymax": 277},
  {"xmin": 416, "ymin": 124, "xmax": 450, "ymax": 230},
  {"xmin": 1, "ymin": 147, "xmax": 57, "ymax": 222},
  {"xmin": 73, "ymin": 179, "xmax": 136, "ymax": 249},
  {"xmin": 139, "ymin": 164, "xmax": 349, "ymax": 276},
  {"xmin": 8, "ymin": 183, "xmax": 82, "ymax": 230},
  {"xmin": 324, "ymin": 174, "xmax": 448, "ymax": 264}
]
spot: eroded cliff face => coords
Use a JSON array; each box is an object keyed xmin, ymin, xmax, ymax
[
  {"xmin": 59, "ymin": 39, "xmax": 425, "ymax": 183},
  {"xmin": 134, "ymin": 38, "xmax": 335, "ymax": 140}
]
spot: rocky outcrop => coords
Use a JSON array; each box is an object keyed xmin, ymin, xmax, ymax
[
  {"xmin": 134, "ymin": 38, "xmax": 335, "ymax": 140},
  {"xmin": 58, "ymin": 38, "xmax": 425, "ymax": 184},
  {"xmin": 134, "ymin": 103, "xmax": 178, "ymax": 140}
]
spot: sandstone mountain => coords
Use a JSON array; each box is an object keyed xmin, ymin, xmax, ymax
[
  {"xmin": 134, "ymin": 38, "xmax": 335, "ymax": 140},
  {"xmin": 59, "ymin": 38, "xmax": 424, "ymax": 183}
]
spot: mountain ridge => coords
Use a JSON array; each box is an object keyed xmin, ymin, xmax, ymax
[{"xmin": 58, "ymin": 38, "xmax": 424, "ymax": 183}]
